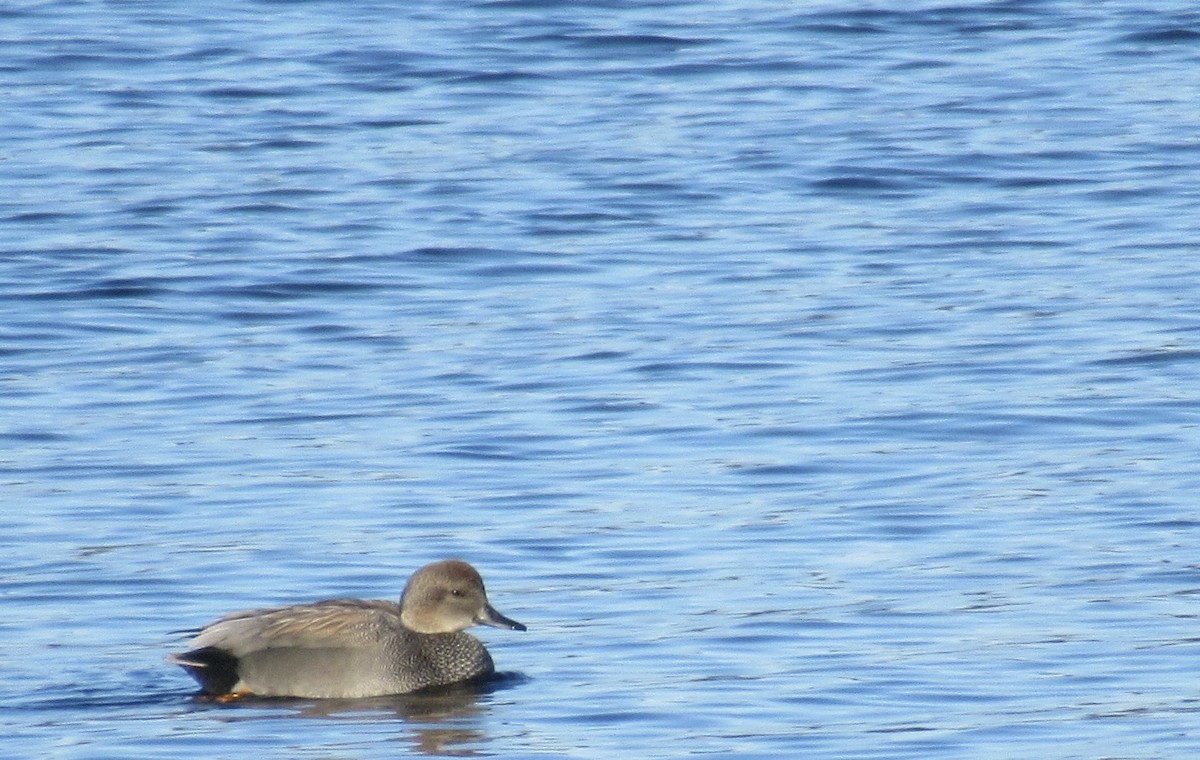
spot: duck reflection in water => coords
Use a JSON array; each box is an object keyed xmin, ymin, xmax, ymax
[{"xmin": 192, "ymin": 676, "xmax": 529, "ymax": 756}]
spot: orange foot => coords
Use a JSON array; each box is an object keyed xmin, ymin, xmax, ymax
[{"xmin": 213, "ymin": 689, "xmax": 252, "ymax": 704}]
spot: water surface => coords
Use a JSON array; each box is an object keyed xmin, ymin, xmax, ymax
[{"xmin": 4, "ymin": 1, "xmax": 1200, "ymax": 757}]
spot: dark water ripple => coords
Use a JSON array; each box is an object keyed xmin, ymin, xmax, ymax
[{"xmin": 4, "ymin": 0, "xmax": 1200, "ymax": 758}]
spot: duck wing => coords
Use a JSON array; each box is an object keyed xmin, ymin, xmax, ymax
[{"xmin": 181, "ymin": 598, "xmax": 403, "ymax": 657}]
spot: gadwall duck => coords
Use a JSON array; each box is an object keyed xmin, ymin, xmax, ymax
[{"xmin": 169, "ymin": 559, "xmax": 525, "ymax": 699}]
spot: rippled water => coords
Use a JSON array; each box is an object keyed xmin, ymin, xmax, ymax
[{"xmin": 4, "ymin": 1, "xmax": 1200, "ymax": 757}]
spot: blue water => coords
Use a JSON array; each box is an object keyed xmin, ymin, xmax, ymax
[{"xmin": 4, "ymin": 1, "xmax": 1200, "ymax": 757}]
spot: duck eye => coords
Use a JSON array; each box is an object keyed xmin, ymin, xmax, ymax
[{"xmin": 450, "ymin": 588, "xmax": 464, "ymax": 597}]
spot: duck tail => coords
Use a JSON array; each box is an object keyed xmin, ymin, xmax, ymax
[{"xmin": 168, "ymin": 646, "xmax": 241, "ymax": 696}]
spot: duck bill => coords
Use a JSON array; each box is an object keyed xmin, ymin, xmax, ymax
[{"xmin": 477, "ymin": 603, "xmax": 526, "ymax": 631}]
